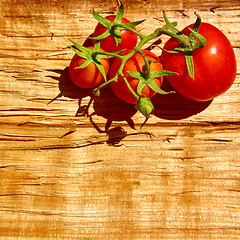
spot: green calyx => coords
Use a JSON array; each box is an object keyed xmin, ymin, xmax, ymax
[
  {"xmin": 92, "ymin": 0, "xmax": 145, "ymax": 45},
  {"xmin": 69, "ymin": 39, "xmax": 113, "ymax": 81},
  {"xmin": 161, "ymin": 12, "xmax": 207, "ymax": 78},
  {"xmin": 128, "ymin": 67, "xmax": 176, "ymax": 97},
  {"xmin": 127, "ymin": 61, "xmax": 176, "ymax": 117}
]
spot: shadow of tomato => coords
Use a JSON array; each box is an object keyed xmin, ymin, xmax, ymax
[
  {"xmin": 48, "ymin": 66, "xmax": 140, "ymax": 146},
  {"xmin": 89, "ymin": 86, "xmax": 137, "ymax": 130},
  {"xmin": 47, "ymin": 66, "xmax": 213, "ymax": 147},
  {"xmin": 48, "ymin": 66, "xmax": 137, "ymax": 128},
  {"xmin": 152, "ymin": 78, "xmax": 213, "ymax": 120},
  {"xmin": 48, "ymin": 67, "xmax": 93, "ymax": 119}
]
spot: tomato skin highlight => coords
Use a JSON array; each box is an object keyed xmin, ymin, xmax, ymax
[
  {"xmin": 110, "ymin": 50, "xmax": 164, "ymax": 104},
  {"xmin": 69, "ymin": 46, "xmax": 109, "ymax": 89},
  {"xmin": 93, "ymin": 15, "xmax": 138, "ymax": 53},
  {"xmin": 161, "ymin": 22, "xmax": 237, "ymax": 101}
]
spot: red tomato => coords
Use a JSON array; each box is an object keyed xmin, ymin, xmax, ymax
[
  {"xmin": 93, "ymin": 15, "xmax": 138, "ymax": 53},
  {"xmin": 110, "ymin": 50, "xmax": 164, "ymax": 104},
  {"xmin": 161, "ymin": 22, "xmax": 237, "ymax": 101},
  {"xmin": 69, "ymin": 46, "xmax": 109, "ymax": 89}
]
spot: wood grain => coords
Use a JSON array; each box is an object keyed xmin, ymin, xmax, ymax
[{"xmin": 0, "ymin": 0, "xmax": 240, "ymax": 239}]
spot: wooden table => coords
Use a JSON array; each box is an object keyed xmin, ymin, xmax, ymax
[{"xmin": 0, "ymin": 0, "xmax": 239, "ymax": 238}]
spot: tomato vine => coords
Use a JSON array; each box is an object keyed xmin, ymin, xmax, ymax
[{"xmin": 68, "ymin": 0, "xmax": 236, "ymax": 117}]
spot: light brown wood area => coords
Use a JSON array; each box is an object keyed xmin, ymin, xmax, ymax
[{"xmin": 0, "ymin": 0, "xmax": 240, "ymax": 239}]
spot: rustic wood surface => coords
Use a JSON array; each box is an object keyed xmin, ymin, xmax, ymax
[{"xmin": 0, "ymin": 0, "xmax": 240, "ymax": 239}]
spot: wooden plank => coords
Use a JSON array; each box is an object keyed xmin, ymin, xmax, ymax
[{"xmin": 0, "ymin": 0, "xmax": 240, "ymax": 239}]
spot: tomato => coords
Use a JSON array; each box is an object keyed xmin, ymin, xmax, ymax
[
  {"xmin": 92, "ymin": 15, "xmax": 138, "ymax": 53},
  {"xmin": 161, "ymin": 22, "xmax": 237, "ymax": 101},
  {"xmin": 110, "ymin": 50, "xmax": 164, "ymax": 104},
  {"xmin": 69, "ymin": 46, "xmax": 109, "ymax": 89}
]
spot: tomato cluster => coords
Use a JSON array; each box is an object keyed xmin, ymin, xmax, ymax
[{"xmin": 68, "ymin": 1, "xmax": 236, "ymax": 117}]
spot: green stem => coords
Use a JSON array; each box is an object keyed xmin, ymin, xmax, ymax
[
  {"xmin": 115, "ymin": 23, "xmax": 145, "ymax": 40},
  {"xmin": 156, "ymin": 28, "xmax": 190, "ymax": 48},
  {"xmin": 94, "ymin": 51, "xmax": 124, "ymax": 59},
  {"xmin": 138, "ymin": 49, "xmax": 150, "ymax": 79},
  {"xmin": 121, "ymin": 74, "xmax": 140, "ymax": 100},
  {"xmin": 93, "ymin": 76, "xmax": 118, "ymax": 96}
]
